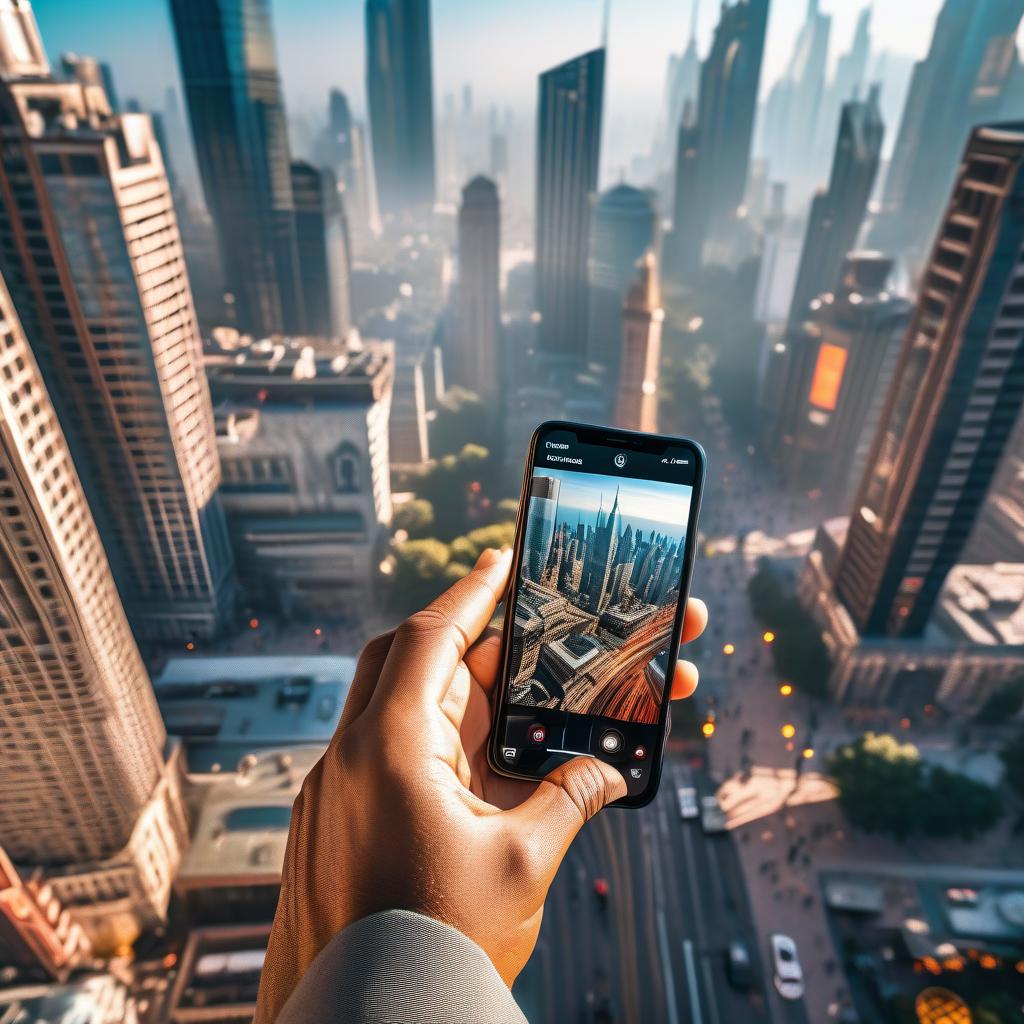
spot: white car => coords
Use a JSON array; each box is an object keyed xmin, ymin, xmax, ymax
[
  {"xmin": 770, "ymin": 933, "xmax": 805, "ymax": 1001},
  {"xmin": 677, "ymin": 786, "xmax": 699, "ymax": 820},
  {"xmin": 700, "ymin": 795, "xmax": 727, "ymax": 834}
]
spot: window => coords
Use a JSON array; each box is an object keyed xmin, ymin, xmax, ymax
[{"xmin": 331, "ymin": 442, "xmax": 360, "ymax": 494}]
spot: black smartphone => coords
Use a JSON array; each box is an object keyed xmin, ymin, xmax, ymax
[{"xmin": 488, "ymin": 420, "xmax": 705, "ymax": 808}]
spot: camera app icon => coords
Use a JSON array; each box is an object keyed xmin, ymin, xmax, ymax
[{"xmin": 614, "ymin": 453, "xmax": 627, "ymax": 468}]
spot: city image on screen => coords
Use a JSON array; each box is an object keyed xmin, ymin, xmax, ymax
[{"xmin": 508, "ymin": 466, "xmax": 693, "ymax": 725}]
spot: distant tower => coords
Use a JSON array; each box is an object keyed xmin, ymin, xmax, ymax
[
  {"xmin": 833, "ymin": 124, "xmax": 1024, "ymax": 637},
  {"xmin": 0, "ymin": 271, "xmax": 187, "ymax": 950},
  {"xmin": 365, "ymin": 0, "xmax": 436, "ymax": 218},
  {"xmin": 524, "ymin": 476, "xmax": 560, "ymax": 582},
  {"xmin": 588, "ymin": 184, "xmax": 657, "ymax": 371},
  {"xmin": 615, "ymin": 253, "xmax": 664, "ymax": 433},
  {"xmin": 0, "ymin": 13, "xmax": 235, "ymax": 643},
  {"xmin": 871, "ymin": 0, "xmax": 1024, "ymax": 259},
  {"xmin": 456, "ymin": 176, "xmax": 501, "ymax": 399},
  {"xmin": 535, "ymin": 48, "xmax": 606, "ymax": 358},
  {"xmin": 290, "ymin": 161, "xmax": 353, "ymax": 342},
  {"xmin": 683, "ymin": 0, "xmax": 769, "ymax": 269},
  {"xmin": 169, "ymin": 0, "xmax": 306, "ymax": 335},
  {"xmin": 325, "ymin": 88, "xmax": 380, "ymax": 243},
  {"xmin": 787, "ymin": 89, "xmax": 884, "ymax": 331}
]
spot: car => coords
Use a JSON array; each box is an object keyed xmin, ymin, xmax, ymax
[
  {"xmin": 677, "ymin": 786, "xmax": 699, "ymax": 820},
  {"xmin": 726, "ymin": 939, "xmax": 754, "ymax": 990},
  {"xmin": 700, "ymin": 795, "xmax": 727, "ymax": 834},
  {"xmin": 770, "ymin": 933, "xmax": 805, "ymax": 1001}
]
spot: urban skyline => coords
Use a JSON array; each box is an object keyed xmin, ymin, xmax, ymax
[{"xmin": 3, "ymin": 0, "xmax": 1024, "ymax": 1021}]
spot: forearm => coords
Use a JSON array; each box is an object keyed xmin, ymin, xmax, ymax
[{"xmin": 268, "ymin": 909, "xmax": 528, "ymax": 1024}]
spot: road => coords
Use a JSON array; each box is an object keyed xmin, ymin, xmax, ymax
[{"xmin": 514, "ymin": 755, "xmax": 782, "ymax": 1024}]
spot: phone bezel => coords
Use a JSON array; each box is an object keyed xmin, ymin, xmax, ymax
[{"xmin": 487, "ymin": 419, "xmax": 706, "ymax": 808}]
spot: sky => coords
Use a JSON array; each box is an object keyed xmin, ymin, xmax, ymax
[
  {"xmin": 37, "ymin": 0, "xmax": 945, "ymax": 153},
  {"xmin": 536, "ymin": 467, "xmax": 692, "ymax": 537}
]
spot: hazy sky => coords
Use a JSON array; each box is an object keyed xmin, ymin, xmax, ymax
[{"xmin": 35, "ymin": 0, "xmax": 950, "ymax": 187}]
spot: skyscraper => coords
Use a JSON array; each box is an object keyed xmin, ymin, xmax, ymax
[
  {"xmin": 587, "ymin": 184, "xmax": 657, "ymax": 371},
  {"xmin": 833, "ymin": 124, "xmax": 1024, "ymax": 638},
  {"xmin": 535, "ymin": 48, "xmax": 606, "ymax": 358},
  {"xmin": 0, "ymin": 269, "xmax": 187, "ymax": 948},
  {"xmin": 681, "ymin": 0, "xmax": 769, "ymax": 269},
  {"xmin": 812, "ymin": 5, "xmax": 872, "ymax": 183},
  {"xmin": 169, "ymin": 0, "xmax": 305, "ymax": 336},
  {"xmin": 322, "ymin": 89, "xmax": 380, "ymax": 243},
  {"xmin": 614, "ymin": 253, "xmax": 664, "ymax": 433},
  {"xmin": 667, "ymin": 103, "xmax": 701, "ymax": 278},
  {"xmin": 775, "ymin": 253, "xmax": 910, "ymax": 496},
  {"xmin": 657, "ymin": 0, "xmax": 702, "ymax": 177},
  {"xmin": 290, "ymin": 161, "xmax": 353, "ymax": 342},
  {"xmin": 871, "ymin": 0, "xmax": 1024, "ymax": 260},
  {"xmin": 0, "ymin": 12, "xmax": 235, "ymax": 642},
  {"xmin": 456, "ymin": 176, "xmax": 501, "ymax": 399},
  {"xmin": 365, "ymin": 0, "xmax": 436, "ymax": 218},
  {"xmin": 524, "ymin": 476, "xmax": 560, "ymax": 582},
  {"xmin": 759, "ymin": 0, "xmax": 832, "ymax": 204},
  {"xmin": 787, "ymin": 89, "xmax": 884, "ymax": 330}
]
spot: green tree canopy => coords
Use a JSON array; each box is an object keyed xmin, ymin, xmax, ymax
[{"xmin": 392, "ymin": 498, "xmax": 435, "ymax": 539}]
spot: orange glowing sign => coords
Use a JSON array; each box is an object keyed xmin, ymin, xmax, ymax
[{"xmin": 808, "ymin": 343, "xmax": 848, "ymax": 412}]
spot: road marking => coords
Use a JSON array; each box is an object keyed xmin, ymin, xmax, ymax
[
  {"xmin": 656, "ymin": 909, "xmax": 681, "ymax": 1024},
  {"xmin": 683, "ymin": 939, "xmax": 704, "ymax": 1024}
]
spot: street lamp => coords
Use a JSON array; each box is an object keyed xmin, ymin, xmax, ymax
[
  {"xmin": 723, "ymin": 643, "xmax": 735, "ymax": 655},
  {"xmin": 702, "ymin": 720, "xmax": 716, "ymax": 739},
  {"xmin": 781, "ymin": 723, "xmax": 796, "ymax": 739},
  {"xmin": 762, "ymin": 630, "xmax": 776, "ymax": 644},
  {"xmin": 779, "ymin": 683, "xmax": 793, "ymax": 697}
]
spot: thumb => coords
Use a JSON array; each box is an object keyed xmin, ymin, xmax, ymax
[{"xmin": 508, "ymin": 757, "xmax": 627, "ymax": 877}]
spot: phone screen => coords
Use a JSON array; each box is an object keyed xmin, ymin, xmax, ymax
[{"xmin": 492, "ymin": 422, "xmax": 702, "ymax": 805}]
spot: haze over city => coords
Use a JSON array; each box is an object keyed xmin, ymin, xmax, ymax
[{"xmin": 0, "ymin": 0, "xmax": 1023, "ymax": 1022}]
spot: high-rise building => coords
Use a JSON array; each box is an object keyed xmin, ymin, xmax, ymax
[
  {"xmin": 759, "ymin": 0, "xmax": 832, "ymax": 204},
  {"xmin": 321, "ymin": 89, "xmax": 380, "ymax": 244},
  {"xmin": 812, "ymin": 5, "xmax": 872, "ymax": 184},
  {"xmin": 871, "ymin": 0, "xmax": 1024, "ymax": 260},
  {"xmin": 965, "ymin": 411, "xmax": 1024, "ymax": 563},
  {"xmin": 290, "ymin": 161, "xmax": 353, "ymax": 342},
  {"xmin": 535, "ymin": 48, "xmax": 606, "ymax": 358},
  {"xmin": 787, "ymin": 89, "xmax": 884, "ymax": 331},
  {"xmin": 524, "ymin": 476, "xmax": 560, "ymax": 582},
  {"xmin": 0, "ymin": 15, "xmax": 234, "ymax": 643},
  {"xmin": 775, "ymin": 253, "xmax": 911, "ymax": 496},
  {"xmin": 614, "ymin": 253, "xmax": 664, "ymax": 433},
  {"xmin": 455, "ymin": 176, "xmax": 501, "ymax": 399},
  {"xmin": 365, "ymin": 0, "xmax": 436, "ymax": 218},
  {"xmin": 680, "ymin": 0, "xmax": 769, "ymax": 270},
  {"xmin": 587, "ymin": 184, "xmax": 657, "ymax": 371},
  {"xmin": 0, "ymin": 270, "xmax": 187, "ymax": 950},
  {"xmin": 169, "ymin": 0, "xmax": 305, "ymax": 336},
  {"xmin": 209, "ymin": 337, "xmax": 394, "ymax": 618},
  {"xmin": 666, "ymin": 103, "xmax": 701, "ymax": 278},
  {"xmin": 833, "ymin": 124, "xmax": 1024, "ymax": 638},
  {"xmin": 657, "ymin": 0, "xmax": 702, "ymax": 177}
]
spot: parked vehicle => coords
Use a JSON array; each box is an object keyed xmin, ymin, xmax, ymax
[{"xmin": 770, "ymin": 933, "xmax": 805, "ymax": 1001}]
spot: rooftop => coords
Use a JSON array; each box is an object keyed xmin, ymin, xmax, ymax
[
  {"xmin": 936, "ymin": 564, "xmax": 1024, "ymax": 647},
  {"xmin": 154, "ymin": 655, "xmax": 354, "ymax": 773},
  {"xmin": 176, "ymin": 747, "xmax": 322, "ymax": 888}
]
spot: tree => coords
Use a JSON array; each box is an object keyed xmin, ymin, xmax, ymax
[
  {"xmin": 430, "ymin": 387, "xmax": 491, "ymax": 458},
  {"xmin": 391, "ymin": 539, "xmax": 451, "ymax": 613},
  {"xmin": 1001, "ymin": 730, "xmax": 1024, "ymax": 799},
  {"xmin": 828, "ymin": 733, "xmax": 924, "ymax": 841},
  {"xmin": 392, "ymin": 498, "xmax": 435, "ymax": 539},
  {"xmin": 415, "ymin": 443, "xmax": 491, "ymax": 539},
  {"xmin": 977, "ymin": 681, "xmax": 1024, "ymax": 724},
  {"xmin": 829, "ymin": 733, "xmax": 1004, "ymax": 841}
]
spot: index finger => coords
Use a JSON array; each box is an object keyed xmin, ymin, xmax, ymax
[{"xmin": 370, "ymin": 547, "xmax": 512, "ymax": 710}]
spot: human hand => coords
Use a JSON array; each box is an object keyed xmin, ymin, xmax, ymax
[{"xmin": 255, "ymin": 547, "xmax": 707, "ymax": 1022}]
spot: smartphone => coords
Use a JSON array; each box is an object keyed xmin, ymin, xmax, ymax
[{"xmin": 488, "ymin": 421, "xmax": 705, "ymax": 808}]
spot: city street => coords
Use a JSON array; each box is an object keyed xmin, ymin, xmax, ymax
[{"xmin": 516, "ymin": 757, "xmax": 776, "ymax": 1024}]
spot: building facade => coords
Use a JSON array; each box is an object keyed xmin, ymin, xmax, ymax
[
  {"xmin": 208, "ymin": 337, "xmax": 393, "ymax": 618},
  {"xmin": 787, "ymin": 90, "xmax": 884, "ymax": 331},
  {"xmin": 169, "ymin": 0, "xmax": 305, "ymax": 335},
  {"xmin": 290, "ymin": 161, "xmax": 352, "ymax": 342},
  {"xmin": 455, "ymin": 176, "xmax": 500, "ymax": 399},
  {"xmin": 834, "ymin": 125, "xmax": 1024, "ymax": 637},
  {"xmin": 365, "ymin": 0, "xmax": 436, "ymax": 218},
  {"xmin": 535, "ymin": 48, "xmax": 605, "ymax": 358},
  {"xmin": 0, "ymin": 271, "xmax": 186, "ymax": 951},
  {"xmin": 0, "ymin": 17, "xmax": 234, "ymax": 642}
]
